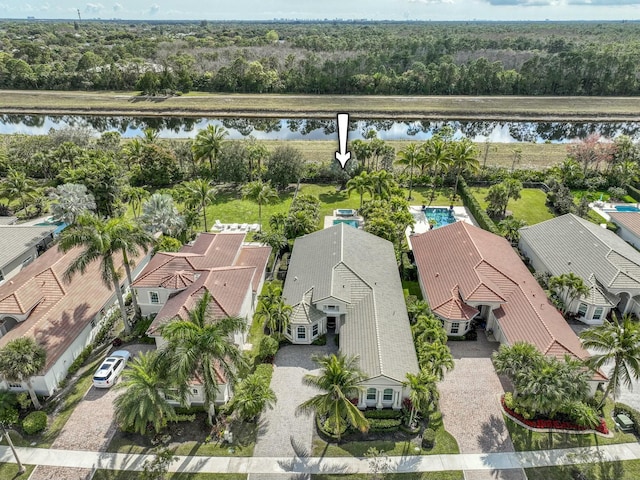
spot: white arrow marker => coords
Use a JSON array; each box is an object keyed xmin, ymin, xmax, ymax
[{"xmin": 335, "ymin": 113, "xmax": 351, "ymax": 169}]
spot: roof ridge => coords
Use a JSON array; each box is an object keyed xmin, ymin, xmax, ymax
[
  {"xmin": 515, "ymin": 283, "xmax": 557, "ymax": 354},
  {"xmin": 135, "ymin": 253, "xmax": 178, "ymax": 282},
  {"xmin": 369, "ymin": 291, "xmax": 385, "ymax": 379}
]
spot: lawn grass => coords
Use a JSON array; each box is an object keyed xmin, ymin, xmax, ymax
[
  {"xmin": 313, "ymin": 473, "xmax": 464, "ymax": 480},
  {"xmin": 312, "ymin": 424, "xmax": 459, "ymax": 457},
  {"xmin": 0, "ymin": 463, "xmax": 35, "ymax": 480},
  {"xmin": 506, "ymin": 400, "xmax": 636, "ymax": 452},
  {"xmin": 5, "ymin": 91, "xmax": 640, "ymax": 122},
  {"xmin": 470, "ymin": 187, "xmax": 555, "ymax": 226},
  {"xmin": 526, "ymin": 459, "xmax": 640, "ymax": 480},
  {"xmin": 572, "ymin": 189, "xmax": 636, "ymax": 204},
  {"xmin": 93, "ymin": 471, "xmax": 245, "ymax": 480}
]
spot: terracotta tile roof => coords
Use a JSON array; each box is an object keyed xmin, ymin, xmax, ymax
[
  {"xmin": 432, "ymin": 286, "xmax": 479, "ymax": 320},
  {"xmin": 0, "ymin": 245, "xmax": 145, "ymax": 371},
  {"xmin": 412, "ymin": 222, "xmax": 591, "ymax": 364},
  {"xmin": 236, "ymin": 246, "xmax": 271, "ymax": 292},
  {"xmin": 609, "ymin": 211, "xmax": 640, "ymax": 238},
  {"xmin": 159, "ymin": 271, "xmax": 197, "ymax": 289}
]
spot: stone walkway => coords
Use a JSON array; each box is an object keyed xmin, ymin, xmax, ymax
[
  {"xmin": 439, "ymin": 331, "xmax": 526, "ymax": 480},
  {"xmin": 249, "ymin": 336, "xmax": 337, "ymax": 480},
  {"xmin": 30, "ymin": 344, "xmax": 153, "ymax": 480}
]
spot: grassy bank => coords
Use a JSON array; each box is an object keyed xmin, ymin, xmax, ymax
[{"xmin": 3, "ymin": 91, "xmax": 640, "ymax": 121}]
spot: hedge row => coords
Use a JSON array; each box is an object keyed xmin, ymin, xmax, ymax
[
  {"xmin": 368, "ymin": 418, "xmax": 402, "ymax": 432},
  {"xmin": 627, "ymin": 185, "xmax": 640, "ymax": 203},
  {"xmin": 364, "ymin": 409, "xmax": 403, "ymax": 420},
  {"xmin": 457, "ymin": 178, "xmax": 500, "ymax": 235}
]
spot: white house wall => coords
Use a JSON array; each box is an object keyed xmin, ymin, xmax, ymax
[
  {"xmin": 358, "ymin": 376, "xmax": 405, "ymax": 410},
  {"xmin": 616, "ymin": 225, "xmax": 640, "ymax": 250},
  {"xmin": 136, "ymin": 287, "xmax": 175, "ymax": 317}
]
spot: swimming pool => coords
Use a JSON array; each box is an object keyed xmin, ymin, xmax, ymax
[
  {"xmin": 35, "ymin": 221, "xmax": 67, "ymax": 235},
  {"xmin": 333, "ymin": 219, "xmax": 359, "ymax": 228},
  {"xmin": 614, "ymin": 205, "xmax": 640, "ymax": 213},
  {"xmin": 336, "ymin": 209, "xmax": 357, "ymax": 216},
  {"xmin": 424, "ymin": 207, "xmax": 457, "ymax": 229}
]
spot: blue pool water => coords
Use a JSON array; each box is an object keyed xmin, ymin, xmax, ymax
[
  {"xmin": 424, "ymin": 207, "xmax": 457, "ymax": 229},
  {"xmin": 333, "ymin": 219, "xmax": 359, "ymax": 228},
  {"xmin": 336, "ymin": 209, "xmax": 357, "ymax": 216},
  {"xmin": 615, "ymin": 205, "xmax": 640, "ymax": 212},
  {"xmin": 35, "ymin": 221, "xmax": 67, "ymax": 235}
]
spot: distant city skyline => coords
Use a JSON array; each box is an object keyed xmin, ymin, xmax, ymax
[{"xmin": 0, "ymin": 0, "xmax": 639, "ymax": 22}]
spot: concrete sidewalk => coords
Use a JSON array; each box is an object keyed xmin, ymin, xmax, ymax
[{"xmin": 2, "ymin": 442, "xmax": 640, "ymax": 475}]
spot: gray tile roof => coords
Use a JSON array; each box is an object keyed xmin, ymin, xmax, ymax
[
  {"xmin": 0, "ymin": 226, "xmax": 55, "ymax": 270},
  {"xmin": 283, "ymin": 223, "xmax": 419, "ymax": 383},
  {"xmin": 520, "ymin": 213, "xmax": 640, "ymax": 296},
  {"xmin": 0, "ymin": 217, "xmax": 17, "ymax": 226}
]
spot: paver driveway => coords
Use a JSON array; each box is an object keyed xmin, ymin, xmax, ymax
[
  {"xmin": 250, "ymin": 336, "xmax": 337, "ymax": 480},
  {"xmin": 30, "ymin": 343, "xmax": 154, "ymax": 480},
  {"xmin": 439, "ymin": 331, "xmax": 526, "ymax": 480}
]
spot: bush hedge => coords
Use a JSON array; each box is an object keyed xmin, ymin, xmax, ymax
[
  {"xmin": 22, "ymin": 411, "xmax": 47, "ymax": 435},
  {"xmin": 457, "ymin": 178, "xmax": 500, "ymax": 235},
  {"xmin": 627, "ymin": 185, "xmax": 640, "ymax": 203},
  {"xmin": 368, "ymin": 418, "xmax": 402, "ymax": 432},
  {"xmin": 422, "ymin": 428, "xmax": 436, "ymax": 449},
  {"xmin": 364, "ymin": 409, "xmax": 403, "ymax": 420},
  {"xmin": 67, "ymin": 345, "xmax": 94, "ymax": 376}
]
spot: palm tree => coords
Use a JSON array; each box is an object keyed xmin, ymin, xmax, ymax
[
  {"xmin": 297, "ymin": 353, "xmax": 369, "ymax": 441},
  {"xmin": 160, "ymin": 290, "xmax": 247, "ymax": 424},
  {"xmin": 58, "ymin": 214, "xmax": 132, "ymax": 334},
  {"xmin": 123, "ymin": 186, "xmax": 150, "ymax": 219},
  {"xmin": 412, "ymin": 314, "xmax": 447, "ymax": 345},
  {"xmin": 1, "ymin": 169, "xmax": 37, "ymax": 213},
  {"xmin": 549, "ymin": 273, "xmax": 589, "ymax": 315},
  {"xmin": 141, "ymin": 127, "xmax": 159, "ymax": 144},
  {"xmin": 114, "ymin": 351, "xmax": 178, "ymax": 435},
  {"xmin": 0, "ymin": 338, "xmax": 46, "ymax": 409},
  {"xmin": 450, "ymin": 139, "xmax": 479, "ymax": 197},
  {"xmin": 403, "ymin": 369, "xmax": 439, "ymax": 426},
  {"xmin": 422, "ymin": 137, "xmax": 452, "ymax": 205},
  {"xmin": 229, "ymin": 371, "xmax": 277, "ymax": 421},
  {"xmin": 346, "ymin": 171, "xmax": 374, "ymax": 209},
  {"xmin": 49, "ymin": 183, "xmax": 97, "ymax": 225},
  {"xmin": 492, "ymin": 342, "xmax": 542, "ymax": 380},
  {"xmin": 241, "ymin": 180, "xmax": 279, "ymax": 227},
  {"xmin": 498, "ymin": 217, "xmax": 527, "ymax": 245},
  {"xmin": 407, "ymin": 300, "xmax": 431, "ymax": 323},
  {"xmin": 110, "ymin": 219, "xmax": 153, "ymax": 319},
  {"xmin": 192, "ymin": 124, "xmax": 228, "ymax": 173},
  {"xmin": 418, "ymin": 341, "xmax": 454, "ymax": 381},
  {"xmin": 397, "ymin": 143, "xmax": 423, "ymax": 201},
  {"xmin": 139, "ymin": 193, "xmax": 185, "ymax": 237},
  {"xmin": 369, "ymin": 170, "xmax": 396, "ymax": 201},
  {"xmin": 580, "ymin": 313, "xmax": 640, "ymax": 407},
  {"xmin": 180, "ymin": 179, "xmax": 217, "ymax": 232},
  {"xmin": 255, "ymin": 283, "xmax": 292, "ymax": 334}
]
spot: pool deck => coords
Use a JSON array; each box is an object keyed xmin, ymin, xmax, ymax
[
  {"xmin": 406, "ymin": 206, "xmax": 476, "ymax": 249},
  {"xmin": 590, "ymin": 202, "xmax": 640, "ymax": 222},
  {"xmin": 323, "ymin": 215, "xmax": 364, "ymax": 229}
]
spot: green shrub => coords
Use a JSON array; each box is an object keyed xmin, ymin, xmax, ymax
[
  {"xmin": 68, "ymin": 345, "xmax": 94, "ymax": 376},
  {"xmin": 368, "ymin": 418, "xmax": 402, "ymax": 432},
  {"xmin": 22, "ymin": 411, "xmax": 47, "ymax": 435},
  {"xmin": 364, "ymin": 409, "xmax": 403, "ymax": 420},
  {"xmin": 422, "ymin": 428, "xmax": 436, "ymax": 449},
  {"xmin": 311, "ymin": 335, "xmax": 327, "ymax": 346},
  {"xmin": 428, "ymin": 411, "xmax": 443, "ymax": 428},
  {"xmin": 566, "ymin": 401, "xmax": 600, "ymax": 429},
  {"xmin": 458, "ymin": 178, "xmax": 500, "ymax": 235},
  {"xmin": 503, "ymin": 392, "xmax": 515, "ymax": 410},
  {"xmin": 15, "ymin": 392, "xmax": 31, "ymax": 411},
  {"xmin": 254, "ymin": 363, "xmax": 274, "ymax": 382},
  {"xmin": 0, "ymin": 406, "xmax": 19, "ymax": 426},
  {"xmin": 627, "ymin": 185, "xmax": 640, "ymax": 203},
  {"xmin": 257, "ymin": 335, "xmax": 279, "ymax": 362}
]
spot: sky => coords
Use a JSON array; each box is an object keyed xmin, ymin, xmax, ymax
[{"xmin": 0, "ymin": 0, "xmax": 640, "ymax": 22}]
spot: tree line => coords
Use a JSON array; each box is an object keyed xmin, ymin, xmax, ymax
[{"xmin": 2, "ymin": 20, "xmax": 640, "ymax": 95}]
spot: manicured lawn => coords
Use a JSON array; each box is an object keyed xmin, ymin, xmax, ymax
[
  {"xmin": 93, "ymin": 471, "xmax": 245, "ymax": 480},
  {"xmin": 0, "ymin": 463, "xmax": 35, "ymax": 480},
  {"xmin": 312, "ymin": 425, "xmax": 459, "ymax": 457},
  {"xmin": 572, "ymin": 189, "xmax": 635, "ymax": 204},
  {"xmin": 506, "ymin": 400, "xmax": 636, "ymax": 452},
  {"xmin": 470, "ymin": 187, "xmax": 555, "ymax": 226},
  {"xmin": 526, "ymin": 459, "xmax": 640, "ymax": 480},
  {"xmin": 313, "ymin": 473, "xmax": 464, "ymax": 480}
]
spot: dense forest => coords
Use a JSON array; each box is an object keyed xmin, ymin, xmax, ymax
[{"xmin": 2, "ymin": 20, "xmax": 640, "ymax": 96}]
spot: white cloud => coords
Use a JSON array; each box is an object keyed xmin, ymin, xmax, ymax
[
  {"xmin": 85, "ymin": 2, "xmax": 104, "ymax": 13},
  {"xmin": 113, "ymin": 2, "xmax": 122, "ymax": 11},
  {"xmin": 149, "ymin": 3, "xmax": 160, "ymax": 14}
]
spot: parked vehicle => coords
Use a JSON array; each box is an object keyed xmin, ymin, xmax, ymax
[{"xmin": 92, "ymin": 350, "xmax": 132, "ymax": 388}]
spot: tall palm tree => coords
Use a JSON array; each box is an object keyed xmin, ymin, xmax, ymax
[
  {"xmin": 192, "ymin": 124, "xmax": 228, "ymax": 173},
  {"xmin": 407, "ymin": 300, "xmax": 431, "ymax": 324},
  {"xmin": 492, "ymin": 342, "xmax": 542, "ymax": 380},
  {"xmin": 450, "ymin": 138, "xmax": 479, "ymax": 197},
  {"xmin": 160, "ymin": 290, "xmax": 247, "ymax": 424},
  {"xmin": 346, "ymin": 171, "xmax": 374, "ymax": 209},
  {"xmin": 229, "ymin": 371, "xmax": 277, "ymax": 421},
  {"xmin": 581, "ymin": 313, "xmax": 640, "ymax": 407},
  {"xmin": 397, "ymin": 143, "xmax": 423, "ymax": 201},
  {"xmin": 180, "ymin": 179, "xmax": 217, "ymax": 232},
  {"xmin": 422, "ymin": 137, "xmax": 452, "ymax": 205},
  {"xmin": 255, "ymin": 283, "xmax": 292, "ymax": 334},
  {"xmin": 549, "ymin": 273, "xmax": 589, "ymax": 315},
  {"xmin": 58, "ymin": 213, "xmax": 132, "ymax": 334},
  {"xmin": 123, "ymin": 186, "xmax": 150, "ymax": 219},
  {"xmin": 1, "ymin": 169, "xmax": 37, "ymax": 214},
  {"xmin": 114, "ymin": 351, "xmax": 178, "ymax": 435},
  {"xmin": 139, "ymin": 193, "xmax": 185, "ymax": 237},
  {"xmin": 49, "ymin": 183, "xmax": 97, "ymax": 225},
  {"xmin": 369, "ymin": 170, "xmax": 396, "ymax": 201},
  {"xmin": 403, "ymin": 369, "xmax": 439, "ymax": 426},
  {"xmin": 297, "ymin": 353, "xmax": 369, "ymax": 441},
  {"xmin": 411, "ymin": 314, "xmax": 447, "ymax": 345},
  {"xmin": 241, "ymin": 180, "xmax": 279, "ymax": 227},
  {"xmin": 417, "ymin": 341, "xmax": 454, "ymax": 381},
  {"xmin": 110, "ymin": 219, "xmax": 153, "ymax": 319},
  {"xmin": 0, "ymin": 338, "xmax": 46, "ymax": 410}
]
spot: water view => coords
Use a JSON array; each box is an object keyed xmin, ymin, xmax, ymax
[{"xmin": 2, "ymin": 114, "xmax": 640, "ymax": 143}]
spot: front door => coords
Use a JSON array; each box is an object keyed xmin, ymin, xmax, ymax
[{"xmin": 327, "ymin": 316, "xmax": 336, "ymax": 330}]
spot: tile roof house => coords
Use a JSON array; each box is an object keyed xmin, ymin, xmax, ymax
[
  {"xmin": 609, "ymin": 211, "xmax": 640, "ymax": 250},
  {"xmin": 412, "ymin": 221, "xmax": 603, "ymax": 390},
  {"xmin": 0, "ymin": 244, "xmax": 149, "ymax": 396},
  {"xmin": 132, "ymin": 232, "xmax": 270, "ymax": 406},
  {"xmin": 0, "ymin": 225, "xmax": 56, "ymax": 285},
  {"xmin": 282, "ymin": 223, "xmax": 420, "ymax": 410},
  {"xmin": 519, "ymin": 213, "xmax": 640, "ymax": 325}
]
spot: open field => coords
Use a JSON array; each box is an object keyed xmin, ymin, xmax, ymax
[{"xmin": 3, "ymin": 91, "xmax": 640, "ymax": 121}]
